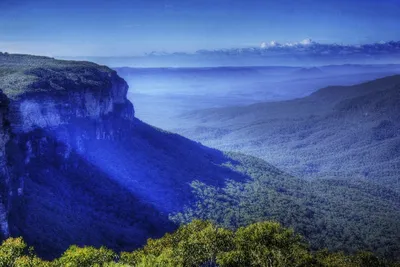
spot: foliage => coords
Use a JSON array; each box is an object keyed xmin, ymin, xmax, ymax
[
  {"xmin": 2, "ymin": 220, "xmax": 397, "ymax": 267},
  {"xmin": 216, "ymin": 221, "xmax": 312, "ymax": 267},
  {"xmin": 56, "ymin": 245, "xmax": 116, "ymax": 267},
  {"xmin": 120, "ymin": 220, "xmax": 234, "ymax": 266},
  {"xmin": 0, "ymin": 237, "xmax": 27, "ymax": 267},
  {"xmin": 0, "ymin": 237, "xmax": 51, "ymax": 267},
  {"xmin": 0, "ymin": 53, "xmax": 115, "ymax": 99}
]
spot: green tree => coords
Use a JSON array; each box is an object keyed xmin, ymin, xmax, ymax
[
  {"xmin": 0, "ymin": 237, "xmax": 28, "ymax": 267},
  {"xmin": 14, "ymin": 255, "xmax": 52, "ymax": 267},
  {"xmin": 217, "ymin": 221, "xmax": 312, "ymax": 267},
  {"xmin": 121, "ymin": 220, "xmax": 234, "ymax": 267},
  {"xmin": 354, "ymin": 251, "xmax": 387, "ymax": 267},
  {"xmin": 0, "ymin": 237, "xmax": 50, "ymax": 267},
  {"xmin": 175, "ymin": 220, "xmax": 234, "ymax": 266},
  {"xmin": 57, "ymin": 245, "xmax": 116, "ymax": 267},
  {"xmin": 314, "ymin": 250, "xmax": 355, "ymax": 267}
]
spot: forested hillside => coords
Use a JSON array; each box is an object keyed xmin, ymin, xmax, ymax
[
  {"xmin": 172, "ymin": 152, "xmax": 400, "ymax": 260},
  {"xmin": 177, "ymin": 75, "xmax": 400, "ymax": 191}
]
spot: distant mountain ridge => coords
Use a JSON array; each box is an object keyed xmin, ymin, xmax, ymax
[
  {"xmin": 310, "ymin": 74, "xmax": 400, "ymax": 104},
  {"xmin": 292, "ymin": 67, "xmax": 324, "ymax": 77},
  {"xmin": 58, "ymin": 41, "xmax": 400, "ymax": 67}
]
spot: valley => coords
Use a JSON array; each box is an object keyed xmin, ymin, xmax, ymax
[
  {"xmin": 0, "ymin": 54, "xmax": 399, "ymax": 262},
  {"xmin": 116, "ymin": 64, "xmax": 400, "ymax": 129},
  {"xmin": 166, "ymin": 75, "xmax": 400, "ymax": 192},
  {"xmin": 3, "ymin": 0, "xmax": 400, "ymax": 265}
]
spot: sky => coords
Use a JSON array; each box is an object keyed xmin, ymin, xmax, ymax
[{"xmin": 1, "ymin": 0, "xmax": 400, "ymax": 57}]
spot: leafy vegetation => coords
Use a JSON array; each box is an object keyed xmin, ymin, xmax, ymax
[
  {"xmin": 0, "ymin": 52, "xmax": 117, "ymax": 99},
  {"xmin": 1, "ymin": 220, "xmax": 397, "ymax": 267}
]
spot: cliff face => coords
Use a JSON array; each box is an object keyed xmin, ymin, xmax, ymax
[
  {"xmin": 0, "ymin": 55, "xmax": 138, "ymax": 245},
  {"xmin": 0, "ymin": 54, "xmax": 247, "ymax": 258},
  {"xmin": 0, "ymin": 54, "xmax": 149, "ymax": 255},
  {"xmin": 1, "ymin": 55, "xmax": 133, "ymax": 133},
  {"xmin": 0, "ymin": 90, "xmax": 10, "ymax": 238}
]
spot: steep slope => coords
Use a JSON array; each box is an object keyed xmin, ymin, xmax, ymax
[
  {"xmin": 0, "ymin": 90, "xmax": 10, "ymax": 238},
  {"xmin": 0, "ymin": 53, "xmax": 251, "ymax": 258},
  {"xmin": 177, "ymin": 75, "xmax": 400, "ymax": 190}
]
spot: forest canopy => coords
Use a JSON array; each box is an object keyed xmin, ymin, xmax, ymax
[{"xmin": 1, "ymin": 220, "xmax": 397, "ymax": 267}]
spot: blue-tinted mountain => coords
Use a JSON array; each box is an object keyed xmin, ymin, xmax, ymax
[
  {"xmin": 177, "ymin": 75, "xmax": 400, "ymax": 192},
  {"xmin": 1, "ymin": 53, "xmax": 399, "ymax": 260},
  {"xmin": 0, "ymin": 53, "xmax": 250, "ymax": 257}
]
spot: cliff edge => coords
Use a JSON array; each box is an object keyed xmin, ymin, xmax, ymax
[{"xmin": 0, "ymin": 53, "xmax": 249, "ymax": 258}]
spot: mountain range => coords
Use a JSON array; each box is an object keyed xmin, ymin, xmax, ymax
[
  {"xmin": 0, "ymin": 53, "xmax": 399, "ymax": 260},
  {"xmin": 61, "ymin": 40, "xmax": 400, "ymax": 67}
]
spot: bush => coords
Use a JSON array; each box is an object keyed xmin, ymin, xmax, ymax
[
  {"xmin": 57, "ymin": 245, "xmax": 116, "ymax": 267},
  {"xmin": 217, "ymin": 221, "xmax": 312, "ymax": 267},
  {"xmin": 0, "ymin": 237, "xmax": 51, "ymax": 267}
]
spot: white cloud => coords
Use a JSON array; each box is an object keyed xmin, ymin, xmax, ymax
[
  {"xmin": 269, "ymin": 41, "xmax": 280, "ymax": 47},
  {"xmin": 260, "ymin": 41, "xmax": 280, "ymax": 48},
  {"xmin": 260, "ymin": 39, "xmax": 314, "ymax": 48},
  {"xmin": 300, "ymin": 38, "xmax": 313, "ymax": 45}
]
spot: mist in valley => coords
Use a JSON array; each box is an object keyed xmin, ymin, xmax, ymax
[
  {"xmin": 117, "ymin": 64, "xmax": 400, "ymax": 194},
  {"xmin": 117, "ymin": 64, "xmax": 400, "ymax": 130}
]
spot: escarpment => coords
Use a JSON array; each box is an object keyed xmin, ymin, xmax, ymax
[
  {"xmin": 0, "ymin": 54, "xmax": 142, "ymax": 254},
  {"xmin": 1, "ymin": 54, "xmax": 134, "ymax": 134},
  {"xmin": 0, "ymin": 54, "xmax": 248, "ymax": 258},
  {"xmin": 0, "ymin": 54, "xmax": 135, "ymax": 185},
  {"xmin": 0, "ymin": 90, "xmax": 11, "ymax": 239}
]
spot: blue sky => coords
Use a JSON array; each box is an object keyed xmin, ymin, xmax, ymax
[{"xmin": 1, "ymin": 0, "xmax": 399, "ymax": 56}]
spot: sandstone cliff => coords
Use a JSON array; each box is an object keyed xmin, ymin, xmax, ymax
[{"xmin": 0, "ymin": 54, "xmax": 136, "ymax": 241}]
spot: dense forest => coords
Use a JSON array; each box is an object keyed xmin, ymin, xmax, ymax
[
  {"xmin": 177, "ymin": 75, "xmax": 400, "ymax": 192},
  {"xmin": 2, "ymin": 220, "xmax": 398, "ymax": 267},
  {"xmin": 171, "ymin": 153, "xmax": 400, "ymax": 260}
]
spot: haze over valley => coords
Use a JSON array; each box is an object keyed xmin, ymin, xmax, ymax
[
  {"xmin": 1, "ymin": 0, "xmax": 400, "ymax": 265},
  {"xmin": 118, "ymin": 64, "xmax": 400, "ymax": 130}
]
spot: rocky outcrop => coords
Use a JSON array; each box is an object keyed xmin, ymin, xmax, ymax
[{"xmin": 0, "ymin": 55, "xmax": 135, "ymax": 159}]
